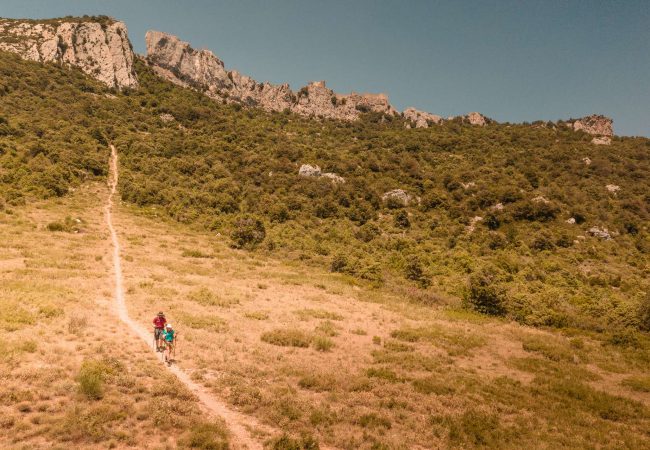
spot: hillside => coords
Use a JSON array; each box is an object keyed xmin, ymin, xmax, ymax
[
  {"xmin": 1, "ymin": 49, "xmax": 648, "ymax": 334},
  {"xmin": 0, "ymin": 16, "xmax": 649, "ymax": 449}
]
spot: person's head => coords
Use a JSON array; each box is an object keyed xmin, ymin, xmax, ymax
[
  {"xmin": 165, "ymin": 323, "xmax": 172, "ymax": 330},
  {"xmin": 157, "ymin": 312, "xmax": 164, "ymax": 317}
]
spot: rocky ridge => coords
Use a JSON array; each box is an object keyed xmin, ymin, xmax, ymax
[
  {"xmin": 0, "ymin": 17, "xmax": 615, "ymax": 134},
  {"xmin": 0, "ymin": 16, "xmax": 137, "ymax": 89},
  {"xmin": 145, "ymin": 30, "xmax": 396, "ymax": 121}
]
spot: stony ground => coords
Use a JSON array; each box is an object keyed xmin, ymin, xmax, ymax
[{"xmin": 1, "ymin": 181, "xmax": 649, "ymax": 449}]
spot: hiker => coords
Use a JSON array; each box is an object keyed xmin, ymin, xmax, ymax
[
  {"xmin": 162, "ymin": 323, "xmax": 176, "ymax": 364},
  {"xmin": 153, "ymin": 311, "xmax": 167, "ymax": 351}
]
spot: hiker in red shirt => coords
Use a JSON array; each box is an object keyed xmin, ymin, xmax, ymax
[{"xmin": 153, "ymin": 311, "xmax": 167, "ymax": 352}]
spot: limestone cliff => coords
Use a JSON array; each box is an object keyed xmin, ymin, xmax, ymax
[
  {"xmin": 145, "ymin": 30, "xmax": 396, "ymax": 120},
  {"xmin": 0, "ymin": 16, "xmax": 137, "ymax": 89}
]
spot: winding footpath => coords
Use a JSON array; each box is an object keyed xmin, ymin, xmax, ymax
[{"xmin": 104, "ymin": 145, "xmax": 265, "ymax": 450}]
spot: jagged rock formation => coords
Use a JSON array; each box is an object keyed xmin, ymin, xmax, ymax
[
  {"xmin": 0, "ymin": 17, "xmax": 137, "ymax": 89},
  {"xmin": 403, "ymin": 107, "xmax": 443, "ymax": 128},
  {"xmin": 145, "ymin": 30, "xmax": 396, "ymax": 121},
  {"xmin": 569, "ymin": 115, "xmax": 613, "ymax": 136}
]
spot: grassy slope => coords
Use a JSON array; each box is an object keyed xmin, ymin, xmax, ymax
[{"xmin": 114, "ymin": 200, "xmax": 650, "ymax": 449}]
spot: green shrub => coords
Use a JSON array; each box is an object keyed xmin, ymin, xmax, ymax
[
  {"xmin": 465, "ymin": 268, "xmax": 507, "ymax": 316},
  {"xmin": 178, "ymin": 421, "xmax": 229, "ymax": 450},
  {"xmin": 77, "ymin": 359, "xmax": 116, "ymax": 400},
  {"xmin": 404, "ymin": 255, "xmax": 430, "ymax": 288},
  {"xmin": 230, "ymin": 215, "xmax": 266, "ymax": 249},
  {"xmin": 394, "ymin": 210, "xmax": 410, "ymax": 228},
  {"xmin": 312, "ymin": 336, "xmax": 334, "ymax": 352},
  {"xmin": 267, "ymin": 433, "xmax": 319, "ymax": 450}
]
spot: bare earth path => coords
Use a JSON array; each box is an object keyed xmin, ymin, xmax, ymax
[{"xmin": 105, "ymin": 145, "xmax": 266, "ymax": 450}]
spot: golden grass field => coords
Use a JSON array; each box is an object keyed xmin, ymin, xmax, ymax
[{"xmin": 1, "ymin": 178, "xmax": 649, "ymax": 449}]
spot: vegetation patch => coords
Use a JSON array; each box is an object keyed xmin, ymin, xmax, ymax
[
  {"xmin": 178, "ymin": 313, "xmax": 228, "ymax": 332},
  {"xmin": 621, "ymin": 376, "xmax": 650, "ymax": 392},
  {"xmin": 261, "ymin": 329, "xmax": 311, "ymax": 348},
  {"xmin": 178, "ymin": 421, "xmax": 229, "ymax": 450}
]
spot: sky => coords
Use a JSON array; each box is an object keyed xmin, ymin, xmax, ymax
[{"xmin": 2, "ymin": 0, "xmax": 648, "ymax": 136}]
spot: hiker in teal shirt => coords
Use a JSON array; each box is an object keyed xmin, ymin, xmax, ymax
[{"xmin": 162, "ymin": 323, "xmax": 175, "ymax": 364}]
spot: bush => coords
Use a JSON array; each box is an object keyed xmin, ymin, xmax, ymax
[
  {"xmin": 230, "ymin": 215, "xmax": 266, "ymax": 249},
  {"xmin": 267, "ymin": 433, "xmax": 319, "ymax": 450},
  {"xmin": 394, "ymin": 210, "xmax": 410, "ymax": 228},
  {"xmin": 261, "ymin": 329, "xmax": 311, "ymax": 347},
  {"xmin": 77, "ymin": 359, "xmax": 116, "ymax": 400},
  {"xmin": 312, "ymin": 336, "xmax": 334, "ymax": 352},
  {"xmin": 638, "ymin": 292, "xmax": 650, "ymax": 332},
  {"xmin": 178, "ymin": 421, "xmax": 229, "ymax": 450},
  {"xmin": 530, "ymin": 231, "xmax": 555, "ymax": 251},
  {"xmin": 465, "ymin": 268, "xmax": 507, "ymax": 316},
  {"xmin": 330, "ymin": 254, "xmax": 348, "ymax": 273},
  {"xmin": 404, "ymin": 255, "xmax": 430, "ymax": 288}
]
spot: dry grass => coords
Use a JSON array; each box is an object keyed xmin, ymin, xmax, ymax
[
  {"xmin": 3, "ymin": 181, "xmax": 648, "ymax": 449},
  {"xmin": 0, "ymin": 183, "xmax": 230, "ymax": 449}
]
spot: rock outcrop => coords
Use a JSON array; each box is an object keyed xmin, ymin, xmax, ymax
[
  {"xmin": 146, "ymin": 30, "xmax": 396, "ymax": 121},
  {"xmin": 0, "ymin": 17, "xmax": 137, "ymax": 89},
  {"xmin": 298, "ymin": 164, "xmax": 344, "ymax": 183},
  {"xmin": 569, "ymin": 115, "xmax": 613, "ymax": 136},
  {"xmin": 403, "ymin": 107, "xmax": 443, "ymax": 128},
  {"xmin": 591, "ymin": 136, "xmax": 611, "ymax": 145},
  {"xmin": 464, "ymin": 112, "xmax": 488, "ymax": 126},
  {"xmin": 382, "ymin": 189, "xmax": 412, "ymax": 206}
]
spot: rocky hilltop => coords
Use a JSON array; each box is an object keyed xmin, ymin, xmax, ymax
[
  {"xmin": 145, "ymin": 30, "xmax": 396, "ymax": 121},
  {"xmin": 0, "ymin": 16, "xmax": 137, "ymax": 89},
  {"xmin": 0, "ymin": 17, "xmax": 615, "ymax": 134}
]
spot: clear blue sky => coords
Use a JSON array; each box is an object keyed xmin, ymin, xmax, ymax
[{"xmin": 2, "ymin": 0, "xmax": 648, "ymax": 136}]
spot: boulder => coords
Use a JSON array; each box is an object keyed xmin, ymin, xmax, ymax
[
  {"xmin": 298, "ymin": 164, "xmax": 321, "ymax": 177},
  {"xmin": 587, "ymin": 226, "xmax": 612, "ymax": 240}
]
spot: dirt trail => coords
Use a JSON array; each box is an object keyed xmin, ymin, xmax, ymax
[{"xmin": 104, "ymin": 145, "xmax": 266, "ymax": 450}]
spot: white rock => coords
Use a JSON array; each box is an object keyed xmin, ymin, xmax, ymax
[
  {"xmin": 532, "ymin": 196, "xmax": 550, "ymax": 204},
  {"xmin": 591, "ymin": 136, "xmax": 611, "ymax": 145},
  {"xmin": 582, "ymin": 157, "xmax": 592, "ymax": 165},
  {"xmin": 382, "ymin": 189, "xmax": 411, "ymax": 206},
  {"xmin": 566, "ymin": 217, "xmax": 576, "ymax": 224},
  {"xmin": 403, "ymin": 107, "xmax": 443, "ymax": 128},
  {"xmin": 587, "ymin": 227, "xmax": 612, "ymax": 240},
  {"xmin": 606, "ymin": 184, "xmax": 620, "ymax": 193},
  {"xmin": 298, "ymin": 164, "xmax": 321, "ymax": 177}
]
